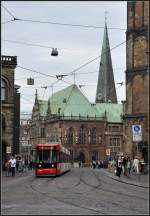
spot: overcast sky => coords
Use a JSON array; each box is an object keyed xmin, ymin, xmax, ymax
[{"xmin": 2, "ymin": 1, "xmax": 127, "ymax": 114}]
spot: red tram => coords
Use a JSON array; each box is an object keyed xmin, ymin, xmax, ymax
[{"xmin": 35, "ymin": 143, "xmax": 71, "ymax": 177}]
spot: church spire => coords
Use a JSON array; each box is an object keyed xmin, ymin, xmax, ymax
[
  {"xmin": 35, "ymin": 89, "xmax": 38, "ymax": 103},
  {"xmin": 95, "ymin": 21, "xmax": 117, "ymax": 104}
]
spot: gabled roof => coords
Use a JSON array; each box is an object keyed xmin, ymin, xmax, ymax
[
  {"xmin": 34, "ymin": 84, "xmax": 123, "ymax": 123},
  {"xmin": 48, "ymin": 84, "xmax": 100, "ymax": 118}
]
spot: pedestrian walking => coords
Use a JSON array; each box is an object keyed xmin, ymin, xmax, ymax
[
  {"xmin": 9, "ymin": 155, "xmax": 16, "ymax": 176},
  {"xmin": 92, "ymin": 160, "xmax": 96, "ymax": 169},
  {"xmin": 116, "ymin": 156, "xmax": 122, "ymax": 177},
  {"xmin": 122, "ymin": 156, "xmax": 127, "ymax": 176},
  {"xmin": 29, "ymin": 160, "xmax": 33, "ymax": 170},
  {"xmin": 25, "ymin": 159, "xmax": 28, "ymax": 170},
  {"xmin": 133, "ymin": 156, "xmax": 140, "ymax": 174},
  {"xmin": 18, "ymin": 158, "xmax": 24, "ymax": 173},
  {"xmin": 126, "ymin": 157, "xmax": 132, "ymax": 177},
  {"xmin": 16, "ymin": 157, "xmax": 19, "ymax": 172},
  {"xmin": 5, "ymin": 160, "xmax": 11, "ymax": 177}
]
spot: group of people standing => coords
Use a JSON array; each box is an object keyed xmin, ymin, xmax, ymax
[
  {"xmin": 92, "ymin": 159, "xmax": 109, "ymax": 169},
  {"xmin": 116, "ymin": 155, "xmax": 140, "ymax": 178},
  {"xmin": 5, "ymin": 155, "xmax": 34, "ymax": 177}
]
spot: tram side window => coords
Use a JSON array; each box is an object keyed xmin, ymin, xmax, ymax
[{"xmin": 57, "ymin": 152, "xmax": 60, "ymax": 163}]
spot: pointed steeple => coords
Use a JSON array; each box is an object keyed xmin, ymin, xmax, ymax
[
  {"xmin": 47, "ymin": 99, "xmax": 51, "ymax": 115},
  {"xmin": 95, "ymin": 22, "xmax": 117, "ymax": 103},
  {"xmin": 35, "ymin": 89, "xmax": 38, "ymax": 103}
]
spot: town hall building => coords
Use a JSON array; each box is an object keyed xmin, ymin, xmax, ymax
[{"xmin": 29, "ymin": 22, "xmax": 123, "ymax": 165}]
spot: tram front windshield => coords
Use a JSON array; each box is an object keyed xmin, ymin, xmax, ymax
[{"xmin": 36, "ymin": 149, "xmax": 59, "ymax": 163}]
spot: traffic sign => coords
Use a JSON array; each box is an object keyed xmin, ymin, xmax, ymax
[{"xmin": 132, "ymin": 125, "xmax": 142, "ymax": 142}]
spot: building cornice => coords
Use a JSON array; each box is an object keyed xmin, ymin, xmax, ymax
[{"xmin": 122, "ymin": 113, "xmax": 147, "ymax": 120}]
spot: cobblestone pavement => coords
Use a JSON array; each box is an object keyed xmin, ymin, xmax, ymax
[
  {"xmin": 2, "ymin": 168, "xmax": 149, "ymax": 215},
  {"xmin": 102, "ymin": 167, "xmax": 149, "ymax": 188}
]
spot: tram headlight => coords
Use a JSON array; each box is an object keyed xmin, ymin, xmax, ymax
[
  {"xmin": 38, "ymin": 164, "xmax": 42, "ymax": 167},
  {"xmin": 52, "ymin": 164, "xmax": 54, "ymax": 167}
]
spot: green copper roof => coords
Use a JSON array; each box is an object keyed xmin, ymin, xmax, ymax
[
  {"xmin": 36, "ymin": 84, "xmax": 122, "ymax": 123},
  {"xmin": 48, "ymin": 84, "xmax": 101, "ymax": 118},
  {"xmin": 96, "ymin": 103, "xmax": 123, "ymax": 123},
  {"xmin": 95, "ymin": 23, "xmax": 117, "ymax": 103}
]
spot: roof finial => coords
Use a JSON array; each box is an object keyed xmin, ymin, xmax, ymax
[{"xmin": 104, "ymin": 11, "xmax": 108, "ymax": 25}]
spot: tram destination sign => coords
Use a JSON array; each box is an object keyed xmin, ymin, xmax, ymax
[{"xmin": 132, "ymin": 124, "xmax": 142, "ymax": 142}]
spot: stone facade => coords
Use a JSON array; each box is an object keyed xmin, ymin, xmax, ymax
[
  {"xmin": 1, "ymin": 55, "xmax": 20, "ymax": 168},
  {"xmin": 29, "ymin": 91, "xmax": 123, "ymax": 165},
  {"xmin": 28, "ymin": 20, "xmax": 124, "ymax": 165},
  {"xmin": 20, "ymin": 113, "xmax": 32, "ymax": 161},
  {"xmin": 123, "ymin": 1, "xmax": 149, "ymax": 161}
]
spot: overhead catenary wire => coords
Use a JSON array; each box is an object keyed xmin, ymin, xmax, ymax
[
  {"xmin": 1, "ymin": 4, "xmax": 125, "ymax": 30},
  {"xmin": 2, "ymin": 39, "xmax": 106, "ymax": 52},
  {"xmin": 2, "ymin": 39, "xmax": 78, "ymax": 51},
  {"xmin": 17, "ymin": 65, "xmax": 57, "ymax": 79},
  {"xmin": 2, "ymin": 4, "xmax": 15, "ymax": 19},
  {"xmin": 16, "ymin": 39, "xmax": 126, "ymax": 84},
  {"xmin": 1, "ymin": 19, "xmax": 14, "ymax": 24},
  {"xmin": 1, "ymin": 4, "xmax": 127, "ymax": 107},
  {"xmin": 63, "ymin": 40, "xmax": 126, "ymax": 77},
  {"xmin": 15, "ymin": 67, "xmax": 126, "ymax": 81},
  {"xmin": 2, "ymin": 39, "xmax": 54, "ymax": 49},
  {"xmin": 13, "ymin": 18, "xmax": 126, "ymax": 30}
]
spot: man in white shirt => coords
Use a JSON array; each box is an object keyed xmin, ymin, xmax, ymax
[
  {"xmin": 9, "ymin": 155, "xmax": 16, "ymax": 176},
  {"xmin": 133, "ymin": 156, "xmax": 139, "ymax": 174}
]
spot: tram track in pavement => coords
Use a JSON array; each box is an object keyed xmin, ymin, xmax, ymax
[
  {"xmin": 87, "ymin": 170, "xmax": 148, "ymax": 215},
  {"xmin": 28, "ymin": 173, "xmax": 107, "ymax": 215},
  {"xmin": 74, "ymin": 169, "xmax": 148, "ymax": 215},
  {"xmin": 28, "ymin": 169, "xmax": 148, "ymax": 215},
  {"xmin": 93, "ymin": 170, "xmax": 148, "ymax": 201},
  {"xmin": 29, "ymin": 168, "xmax": 148, "ymax": 201},
  {"xmin": 81, "ymin": 171, "xmax": 148, "ymax": 214}
]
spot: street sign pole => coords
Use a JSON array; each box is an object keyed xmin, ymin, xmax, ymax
[
  {"xmin": 136, "ymin": 141, "xmax": 138, "ymax": 157},
  {"xmin": 132, "ymin": 124, "xmax": 142, "ymax": 158}
]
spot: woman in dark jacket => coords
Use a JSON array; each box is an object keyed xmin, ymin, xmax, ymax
[{"xmin": 116, "ymin": 156, "xmax": 122, "ymax": 177}]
